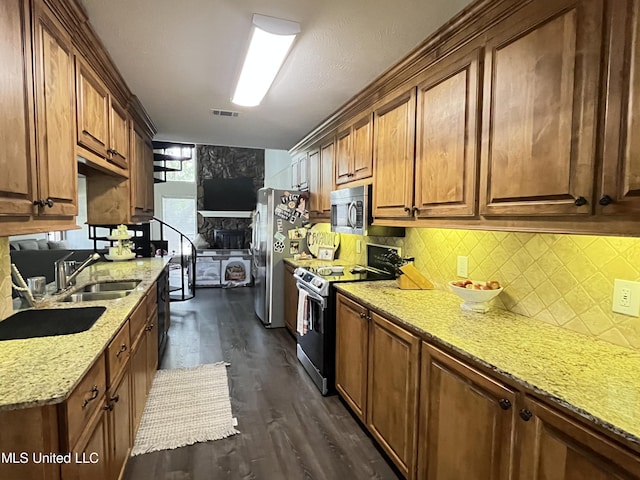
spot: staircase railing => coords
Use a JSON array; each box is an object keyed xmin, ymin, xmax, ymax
[{"xmin": 152, "ymin": 216, "xmax": 196, "ymax": 301}]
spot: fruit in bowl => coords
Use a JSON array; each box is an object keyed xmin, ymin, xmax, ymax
[{"xmin": 449, "ymin": 280, "xmax": 503, "ymax": 312}]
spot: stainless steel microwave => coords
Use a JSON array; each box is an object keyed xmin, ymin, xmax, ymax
[{"xmin": 330, "ymin": 185, "xmax": 404, "ymax": 237}]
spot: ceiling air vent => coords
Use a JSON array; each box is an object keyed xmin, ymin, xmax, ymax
[{"xmin": 212, "ymin": 109, "xmax": 239, "ymax": 118}]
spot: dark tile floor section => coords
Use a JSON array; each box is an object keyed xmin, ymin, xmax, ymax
[{"xmin": 123, "ymin": 287, "xmax": 401, "ymax": 480}]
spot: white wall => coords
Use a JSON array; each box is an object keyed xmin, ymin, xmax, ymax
[{"xmin": 264, "ymin": 149, "xmax": 291, "ymax": 188}]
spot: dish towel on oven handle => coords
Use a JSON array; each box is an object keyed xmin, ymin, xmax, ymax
[{"xmin": 297, "ymin": 289, "xmax": 311, "ymax": 336}]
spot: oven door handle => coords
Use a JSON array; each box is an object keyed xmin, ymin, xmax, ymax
[{"xmin": 296, "ymin": 282, "xmax": 327, "ymax": 309}]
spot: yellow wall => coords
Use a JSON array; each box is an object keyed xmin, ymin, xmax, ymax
[
  {"xmin": 0, "ymin": 238, "xmax": 12, "ymax": 320},
  {"xmin": 334, "ymin": 227, "xmax": 640, "ymax": 351}
]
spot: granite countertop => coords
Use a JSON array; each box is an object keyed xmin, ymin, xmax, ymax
[
  {"xmin": 335, "ymin": 281, "xmax": 640, "ymax": 449},
  {"xmin": 0, "ymin": 257, "xmax": 170, "ymax": 411}
]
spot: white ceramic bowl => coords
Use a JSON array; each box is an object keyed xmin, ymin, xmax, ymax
[{"xmin": 449, "ymin": 281, "xmax": 503, "ymax": 312}]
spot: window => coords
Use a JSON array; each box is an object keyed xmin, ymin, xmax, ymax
[
  {"xmin": 161, "ymin": 196, "xmax": 197, "ymax": 254},
  {"xmin": 160, "ymin": 147, "xmax": 196, "ymax": 182}
]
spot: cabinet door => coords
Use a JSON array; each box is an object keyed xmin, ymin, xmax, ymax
[
  {"xmin": 33, "ymin": 0, "xmax": 77, "ymax": 217},
  {"xmin": 415, "ymin": 47, "xmax": 481, "ymax": 217},
  {"xmin": 131, "ymin": 127, "xmax": 147, "ymax": 215},
  {"xmin": 146, "ymin": 308, "xmax": 159, "ymax": 391},
  {"xmin": 319, "ymin": 139, "xmax": 335, "ymax": 213},
  {"xmin": 108, "ymin": 369, "xmax": 131, "ymax": 480},
  {"xmin": 283, "ymin": 264, "xmax": 298, "ymax": 336},
  {"xmin": 418, "ymin": 343, "xmax": 517, "ymax": 480},
  {"xmin": 352, "ymin": 113, "xmax": 373, "ymax": 181},
  {"xmin": 76, "ymin": 56, "xmax": 109, "ymax": 158},
  {"xmin": 372, "ymin": 88, "xmax": 416, "ymax": 218},
  {"xmin": 518, "ymin": 397, "xmax": 640, "ymax": 479},
  {"xmin": 599, "ymin": 0, "xmax": 640, "ymax": 215},
  {"xmin": 290, "ymin": 157, "xmax": 300, "ymax": 189},
  {"xmin": 335, "ymin": 127, "xmax": 352, "ymax": 185},
  {"xmin": 367, "ymin": 310, "xmax": 420, "ymax": 477},
  {"xmin": 298, "ymin": 153, "xmax": 309, "ymax": 190},
  {"xmin": 130, "ymin": 334, "xmax": 147, "ymax": 437},
  {"xmin": 479, "ymin": 0, "xmax": 603, "ymax": 216},
  {"xmin": 0, "ymin": 0, "xmax": 36, "ymax": 217},
  {"xmin": 307, "ymin": 149, "xmax": 321, "ymax": 214},
  {"xmin": 62, "ymin": 409, "xmax": 108, "ymax": 480},
  {"xmin": 109, "ymin": 97, "xmax": 129, "ymax": 169},
  {"xmin": 335, "ymin": 293, "xmax": 369, "ymax": 421}
]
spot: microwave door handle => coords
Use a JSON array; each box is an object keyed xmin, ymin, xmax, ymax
[{"xmin": 347, "ymin": 201, "xmax": 358, "ymax": 229}]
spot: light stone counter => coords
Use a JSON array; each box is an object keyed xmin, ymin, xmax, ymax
[
  {"xmin": 334, "ymin": 281, "xmax": 640, "ymax": 449},
  {"xmin": 0, "ymin": 257, "xmax": 170, "ymax": 411},
  {"xmin": 284, "ymin": 258, "xmax": 350, "ymax": 269}
]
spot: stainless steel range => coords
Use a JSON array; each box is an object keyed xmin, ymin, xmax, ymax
[{"xmin": 294, "ymin": 244, "xmax": 400, "ymax": 395}]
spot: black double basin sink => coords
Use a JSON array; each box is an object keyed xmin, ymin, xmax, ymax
[{"xmin": 0, "ymin": 307, "xmax": 106, "ymax": 341}]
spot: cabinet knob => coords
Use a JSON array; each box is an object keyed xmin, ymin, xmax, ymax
[
  {"xmin": 519, "ymin": 409, "xmax": 533, "ymax": 421},
  {"xmin": 574, "ymin": 196, "xmax": 587, "ymax": 207},
  {"xmin": 44, "ymin": 198, "xmax": 54, "ymax": 208},
  {"xmin": 599, "ymin": 195, "xmax": 613, "ymax": 206},
  {"xmin": 146, "ymin": 323, "xmax": 155, "ymax": 331},
  {"xmin": 115, "ymin": 343, "xmax": 128, "ymax": 357},
  {"xmin": 110, "ymin": 394, "xmax": 120, "ymax": 404},
  {"xmin": 498, "ymin": 398, "xmax": 512, "ymax": 410},
  {"xmin": 33, "ymin": 199, "xmax": 45, "ymax": 207},
  {"xmin": 403, "ymin": 207, "xmax": 411, "ymax": 213},
  {"xmin": 359, "ymin": 312, "xmax": 367, "ymax": 318},
  {"xmin": 412, "ymin": 206, "xmax": 419, "ymax": 215}
]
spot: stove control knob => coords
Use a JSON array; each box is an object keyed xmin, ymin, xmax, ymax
[{"xmin": 312, "ymin": 278, "xmax": 324, "ymax": 288}]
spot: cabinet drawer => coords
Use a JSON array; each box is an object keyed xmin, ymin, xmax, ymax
[
  {"xmin": 107, "ymin": 321, "xmax": 130, "ymax": 386},
  {"xmin": 129, "ymin": 301, "xmax": 147, "ymax": 346},
  {"xmin": 64, "ymin": 356, "xmax": 106, "ymax": 450}
]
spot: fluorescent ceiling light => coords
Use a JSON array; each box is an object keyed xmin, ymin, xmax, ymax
[{"xmin": 232, "ymin": 14, "xmax": 300, "ymax": 107}]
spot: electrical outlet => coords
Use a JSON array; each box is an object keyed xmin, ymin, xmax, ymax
[
  {"xmin": 457, "ymin": 256, "xmax": 469, "ymax": 278},
  {"xmin": 612, "ymin": 279, "xmax": 640, "ymax": 316},
  {"xmin": 356, "ymin": 240, "xmax": 362, "ymax": 254}
]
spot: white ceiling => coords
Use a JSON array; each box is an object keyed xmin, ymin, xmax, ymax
[{"xmin": 81, "ymin": 0, "xmax": 472, "ymax": 151}]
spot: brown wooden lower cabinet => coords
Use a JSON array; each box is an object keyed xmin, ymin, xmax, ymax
[
  {"xmin": 518, "ymin": 397, "xmax": 640, "ymax": 479},
  {"xmin": 334, "ymin": 293, "xmax": 420, "ymax": 478},
  {"xmin": 283, "ymin": 263, "xmax": 298, "ymax": 336},
  {"xmin": 61, "ymin": 406, "xmax": 109, "ymax": 480},
  {"xmin": 130, "ymin": 331, "xmax": 148, "ymax": 438},
  {"xmin": 106, "ymin": 369, "xmax": 131, "ymax": 480},
  {"xmin": 335, "ymin": 293, "xmax": 369, "ymax": 421},
  {"xmin": 335, "ymin": 293, "xmax": 640, "ymax": 480},
  {"xmin": 367, "ymin": 311, "xmax": 420, "ymax": 478},
  {"xmin": 417, "ymin": 343, "xmax": 517, "ymax": 480},
  {"xmin": 145, "ymin": 305, "xmax": 159, "ymax": 391}
]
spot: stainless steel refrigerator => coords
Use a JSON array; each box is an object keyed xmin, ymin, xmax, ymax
[{"xmin": 252, "ymin": 188, "xmax": 309, "ymax": 327}]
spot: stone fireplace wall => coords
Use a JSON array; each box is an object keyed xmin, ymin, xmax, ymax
[{"xmin": 197, "ymin": 145, "xmax": 265, "ymax": 249}]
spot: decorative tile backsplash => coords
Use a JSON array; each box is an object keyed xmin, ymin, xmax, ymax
[
  {"xmin": 0, "ymin": 238, "xmax": 12, "ymax": 321},
  {"xmin": 330, "ymin": 225, "xmax": 640, "ymax": 351}
]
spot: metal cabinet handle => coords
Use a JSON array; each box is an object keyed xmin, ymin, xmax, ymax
[
  {"xmin": 519, "ymin": 409, "xmax": 533, "ymax": 421},
  {"xmin": 359, "ymin": 312, "xmax": 367, "ymax": 318},
  {"xmin": 110, "ymin": 394, "xmax": 120, "ymax": 404},
  {"xmin": 599, "ymin": 195, "xmax": 613, "ymax": 206},
  {"xmin": 499, "ymin": 398, "xmax": 512, "ymax": 410},
  {"xmin": 44, "ymin": 198, "xmax": 54, "ymax": 208},
  {"xmin": 403, "ymin": 207, "xmax": 411, "ymax": 213},
  {"xmin": 574, "ymin": 196, "xmax": 587, "ymax": 207},
  {"xmin": 82, "ymin": 385, "xmax": 99, "ymax": 408},
  {"xmin": 412, "ymin": 206, "xmax": 419, "ymax": 215},
  {"xmin": 33, "ymin": 199, "xmax": 45, "ymax": 207},
  {"xmin": 146, "ymin": 323, "xmax": 154, "ymax": 331},
  {"xmin": 115, "ymin": 343, "xmax": 128, "ymax": 357}
]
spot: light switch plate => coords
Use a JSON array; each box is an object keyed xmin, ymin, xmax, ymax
[
  {"xmin": 612, "ymin": 279, "xmax": 640, "ymax": 316},
  {"xmin": 457, "ymin": 256, "xmax": 469, "ymax": 278},
  {"xmin": 356, "ymin": 239, "xmax": 362, "ymax": 254}
]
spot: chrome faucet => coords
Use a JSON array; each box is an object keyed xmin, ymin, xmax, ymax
[{"xmin": 55, "ymin": 252, "xmax": 101, "ymax": 292}]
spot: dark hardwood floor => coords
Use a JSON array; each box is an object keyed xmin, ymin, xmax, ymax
[{"xmin": 124, "ymin": 287, "xmax": 401, "ymax": 480}]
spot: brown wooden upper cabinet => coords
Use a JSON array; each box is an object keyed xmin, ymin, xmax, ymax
[
  {"xmin": 479, "ymin": 0, "xmax": 603, "ymax": 216},
  {"xmin": 132, "ymin": 126, "xmax": 154, "ymax": 219},
  {"xmin": 335, "ymin": 112, "xmax": 374, "ymax": 185},
  {"xmin": 307, "ymin": 149, "xmax": 321, "ymax": 214},
  {"xmin": 307, "ymin": 139, "xmax": 335, "ymax": 217},
  {"xmin": 598, "ymin": 0, "xmax": 640, "ymax": 215},
  {"xmin": 414, "ymin": 46, "xmax": 482, "ymax": 218},
  {"xmin": 76, "ymin": 55, "xmax": 129, "ymax": 172},
  {"xmin": 31, "ymin": 0, "xmax": 77, "ymax": 219},
  {"xmin": 372, "ymin": 88, "xmax": 416, "ymax": 218}
]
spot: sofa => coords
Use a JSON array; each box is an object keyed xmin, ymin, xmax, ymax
[{"xmin": 9, "ymin": 239, "xmax": 106, "ymax": 287}]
